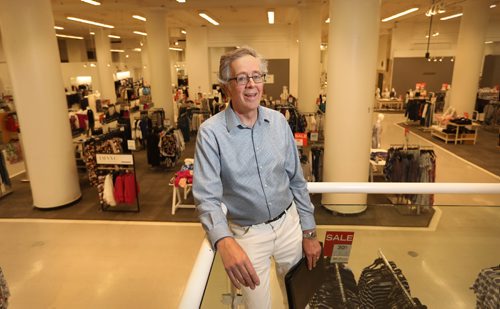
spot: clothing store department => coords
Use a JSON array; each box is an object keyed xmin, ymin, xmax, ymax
[{"xmin": 193, "ymin": 47, "xmax": 322, "ymax": 308}]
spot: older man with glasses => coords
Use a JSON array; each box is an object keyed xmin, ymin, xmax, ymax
[{"xmin": 193, "ymin": 46, "xmax": 321, "ymax": 308}]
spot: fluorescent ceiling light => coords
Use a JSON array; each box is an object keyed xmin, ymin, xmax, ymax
[
  {"xmin": 67, "ymin": 16, "xmax": 114, "ymax": 28},
  {"xmin": 133, "ymin": 48, "xmax": 142, "ymax": 52},
  {"xmin": 176, "ymin": 0, "xmax": 186, "ymax": 2},
  {"xmin": 485, "ymin": 41, "xmax": 494, "ymax": 44},
  {"xmin": 381, "ymin": 7, "xmax": 419, "ymax": 22},
  {"xmin": 54, "ymin": 26, "xmax": 64, "ymax": 30},
  {"xmin": 169, "ymin": 47, "xmax": 183, "ymax": 51},
  {"xmin": 325, "ymin": 17, "xmax": 330, "ymax": 23},
  {"xmin": 110, "ymin": 49, "xmax": 125, "ymax": 52},
  {"xmin": 90, "ymin": 32, "xmax": 95, "ymax": 35},
  {"xmin": 56, "ymin": 34, "xmax": 84, "ymax": 40},
  {"xmin": 132, "ymin": 15, "xmax": 146, "ymax": 21},
  {"xmin": 108, "ymin": 35, "xmax": 121, "ymax": 39},
  {"xmin": 267, "ymin": 10, "xmax": 275, "ymax": 24},
  {"xmin": 199, "ymin": 13, "xmax": 220, "ymax": 26},
  {"xmin": 440, "ymin": 13, "xmax": 463, "ymax": 20},
  {"xmin": 133, "ymin": 31, "xmax": 147, "ymax": 36},
  {"xmin": 490, "ymin": 4, "xmax": 497, "ymax": 8},
  {"xmin": 181, "ymin": 30, "xmax": 187, "ymax": 34},
  {"xmin": 81, "ymin": 0, "xmax": 101, "ymax": 5}
]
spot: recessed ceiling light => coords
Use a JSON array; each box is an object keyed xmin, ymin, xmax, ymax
[
  {"xmin": 110, "ymin": 49, "xmax": 125, "ymax": 52},
  {"xmin": 381, "ymin": 7, "xmax": 419, "ymax": 22},
  {"xmin": 199, "ymin": 13, "xmax": 220, "ymax": 26},
  {"xmin": 81, "ymin": 0, "xmax": 101, "ymax": 5},
  {"xmin": 54, "ymin": 26, "xmax": 64, "ymax": 30},
  {"xmin": 133, "ymin": 48, "xmax": 142, "ymax": 52},
  {"xmin": 133, "ymin": 31, "xmax": 147, "ymax": 36},
  {"xmin": 485, "ymin": 41, "xmax": 494, "ymax": 44},
  {"xmin": 67, "ymin": 16, "xmax": 114, "ymax": 28},
  {"xmin": 176, "ymin": 0, "xmax": 186, "ymax": 3},
  {"xmin": 170, "ymin": 47, "xmax": 183, "ymax": 51},
  {"xmin": 490, "ymin": 4, "xmax": 497, "ymax": 8},
  {"xmin": 325, "ymin": 17, "xmax": 330, "ymax": 23},
  {"xmin": 90, "ymin": 32, "xmax": 95, "ymax": 35},
  {"xmin": 132, "ymin": 15, "xmax": 146, "ymax": 21},
  {"xmin": 181, "ymin": 30, "xmax": 187, "ymax": 35},
  {"xmin": 108, "ymin": 35, "xmax": 121, "ymax": 39},
  {"xmin": 267, "ymin": 10, "xmax": 275, "ymax": 24},
  {"xmin": 56, "ymin": 34, "xmax": 84, "ymax": 40},
  {"xmin": 440, "ymin": 13, "xmax": 463, "ymax": 20}
]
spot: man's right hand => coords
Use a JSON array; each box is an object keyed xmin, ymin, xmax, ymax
[{"xmin": 216, "ymin": 237, "xmax": 260, "ymax": 290}]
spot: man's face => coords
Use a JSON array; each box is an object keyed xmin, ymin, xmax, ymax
[{"xmin": 225, "ymin": 55, "xmax": 264, "ymax": 114}]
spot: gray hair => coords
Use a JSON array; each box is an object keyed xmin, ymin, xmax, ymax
[{"xmin": 218, "ymin": 46, "xmax": 268, "ymax": 86}]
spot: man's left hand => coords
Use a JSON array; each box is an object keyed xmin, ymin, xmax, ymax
[{"xmin": 303, "ymin": 238, "xmax": 322, "ymax": 270}]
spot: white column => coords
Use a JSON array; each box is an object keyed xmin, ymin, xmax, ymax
[
  {"xmin": 94, "ymin": 29, "xmax": 117, "ymax": 103},
  {"xmin": 321, "ymin": 0, "xmax": 381, "ymax": 214},
  {"xmin": 449, "ymin": 0, "xmax": 491, "ymax": 115},
  {"xmin": 186, "ymin": 26, "xmax": 210, "ymax": 96},
  {"xmin": 145, "ymin": 10, "xmax": 174, "ymax": 123},
  {"xmin": 0, "ymin": 0, "xmax": 81, "ymax": 208},
  {"xmin": 298, "ymin": 3, "xmax": 322, "ymax": 113},
  {"xmin": 141, "ymin": 43, "xmax": 151, "ymax": 86}
]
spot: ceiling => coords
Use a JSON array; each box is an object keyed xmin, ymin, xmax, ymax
[{"xmin": 50, "ymin": 0, "xmax": 499, "ymax": 46}]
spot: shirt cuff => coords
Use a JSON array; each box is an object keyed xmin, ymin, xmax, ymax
[{"xmin": 207, "ymin": 224, "xmax": 233, "ymax": 249}]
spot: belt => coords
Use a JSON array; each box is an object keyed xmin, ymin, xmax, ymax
[{"xmin": 264, "ymin": 202, "xmax": 292, "ymax": 224}]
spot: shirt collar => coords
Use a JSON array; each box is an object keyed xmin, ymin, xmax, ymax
[{"xmin": 225, "ymin": 104, "xmax": 270, "ymax": 133}]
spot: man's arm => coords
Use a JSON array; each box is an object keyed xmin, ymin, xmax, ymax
[{"xmin": 282, "ymin": 118, "xmax": 322, "ymax": 269}]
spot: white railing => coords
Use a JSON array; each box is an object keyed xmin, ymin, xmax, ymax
[{"xmin": 178, "ymin": 182, "xmax": 500, "ymax": 308}]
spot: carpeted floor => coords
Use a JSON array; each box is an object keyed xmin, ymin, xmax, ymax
[
  {"xmin": 398, "ymin": 122, "xmax": 500, "ymax": 176},
  {"xmin": 0, "ymin": 133, "xmax": 436, "ymax": 227}
]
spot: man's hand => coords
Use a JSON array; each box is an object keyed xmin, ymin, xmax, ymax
[
  {"xmin": 303, "ymin": 237, "xmax": 322, "ymax": 270},
  {"xmin": 216, "ymin": 237, "xmax": 260, "ymax": 290}
]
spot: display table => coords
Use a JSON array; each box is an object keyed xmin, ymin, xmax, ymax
[
  {"xmin": 369, "ymin": 148, "xmax": 387, "ymax": 182},
  {"xmin": 170, "ymin": 183, "xmax": 195, "ymax": 215},
  {"xmin": 375, "ymin": 99, "xmax": 403, "ymax": 111},
  {"xmin": 431, "ymin": 122, "xmax": 480, "ymax": 145}
]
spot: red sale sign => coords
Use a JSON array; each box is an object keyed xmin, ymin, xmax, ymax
[{"xmin": 323, "ymin": 231, "xmax": 355, "ymax": 263}]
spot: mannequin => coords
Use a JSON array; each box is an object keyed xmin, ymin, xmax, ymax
[
  {"xmin": 390, "ymin": 88, "xmax": 396, "ymax": 98},
  {"xmin": 382, "ymin": 87, "xmax": 390, "ymax": 99},
  {"xmin": 372, "ymin": 113, "xmax": 384, "ymax": 149},
  {"xmin": 280, "ymin": 86, "xmax": 289, "ymax": 103},
  {"xmin": 375, "ymin": 87, "xmax": 381, "ymax": 99}
]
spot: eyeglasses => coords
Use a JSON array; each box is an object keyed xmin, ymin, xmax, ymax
[{"xmin": 228, "ymin": 73, "xmax": 266, "ymax": 85}]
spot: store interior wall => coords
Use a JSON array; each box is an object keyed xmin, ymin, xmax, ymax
[
  {"xmin": 264, "ymin": 59, "xmax": 290, "ymax": 100},
  {"xmin": 480, "ymin": 55, "xmax": 500, "ymax": 87},
  {"xmin": 392, "ymin": 57, "xmax": 455, "ymax": 93}
]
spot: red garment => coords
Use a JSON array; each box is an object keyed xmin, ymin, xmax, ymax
[
  {"xmin": 174, "ymin": 170, "xmax": 193, "ymax": 188},
  {"xmin": 113, "ymin": 173, "xmax": 140, "ymax": 204},
  {"xmin": 76, "ymin": 114, "xmax": 88, "ymax": 130}
]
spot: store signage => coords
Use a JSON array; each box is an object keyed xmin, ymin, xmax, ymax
[
  {"xmin": 294, "ymin": 132, "xmax": 308, "ymax": 147},
  {"xmin": 323, "ymin": 231, "xmax": 355, "ymax": 263},
  {"xmin": 127, "ymin": 140, "xmax": 136, "ymax": 151},
  {"xmin": 310, "ymin": 132, "xmax": 319, "ymax": 142},
  {"xmin": 96, "ymin": 154, "xmax": 134, "ymax": 165}
]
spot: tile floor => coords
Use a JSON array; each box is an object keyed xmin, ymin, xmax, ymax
[{"xmin": 0, "ymin": 113, "xmax": 499, "ymax": 308}]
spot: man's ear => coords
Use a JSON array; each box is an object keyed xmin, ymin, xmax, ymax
[{"xmin": 221, "ymin": 84, "xmax": 230, "ymax": 97}]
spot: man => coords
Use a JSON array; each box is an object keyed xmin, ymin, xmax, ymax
[{"xmin": 193, "ymin": 46, "xmax": 321, "ymax": 308}]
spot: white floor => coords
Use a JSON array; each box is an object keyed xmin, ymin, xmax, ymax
[{"xmin": 0, "ymin": 114, "xmax": 499, "ymax": 308}]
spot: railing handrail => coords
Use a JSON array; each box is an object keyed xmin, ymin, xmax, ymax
[{"xmin": 178, "ymin": 181, "xmax": 500, "ymax": 308}]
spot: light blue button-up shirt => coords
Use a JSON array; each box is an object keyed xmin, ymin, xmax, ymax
[{"xmin": 193, "ymin": 105, "xmax": 316, "ymax": 247}]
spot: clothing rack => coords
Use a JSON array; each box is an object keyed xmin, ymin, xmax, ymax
[
  {"xmin": 377, "ymin": 249, "xmax": 417, "ymax": 308},
  {"xmin": 334, "ymin": 263, "xmax": 347, "ymax": 305},
  {"xmin": 96, "ymin": 153, "xmax": 140, "ymax": 212}
]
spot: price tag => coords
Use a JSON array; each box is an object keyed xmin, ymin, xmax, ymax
[
  {"xmin": 294, "ymin": 132, "xmax": 308, "ymax": 147},
  {"xmin": 323, "ymin": 231, "xmax": 354, "ymax": 263},
  {"xmin": 310, "ymin": 132, "xmax": 319, "ymax": 142},
  {"xmin": 127, "ymin": 140, "xmax": 136, "ymax": 151}
]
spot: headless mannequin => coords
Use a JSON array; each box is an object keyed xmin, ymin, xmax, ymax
[{"xmin": 372, "ymin": 113, "xmax": 384, "ymax": 148}]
